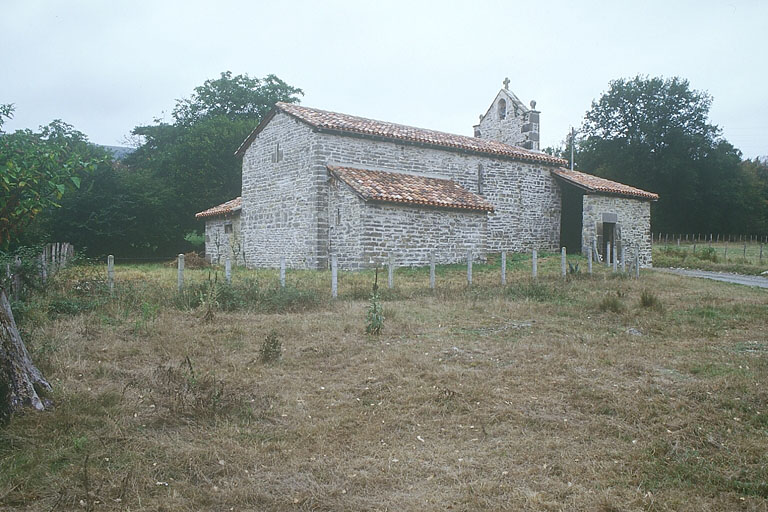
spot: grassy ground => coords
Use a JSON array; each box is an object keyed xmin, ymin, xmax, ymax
[
  {"xmin": 653, "ymin": 241, "xmax": 768, "ymax": 275},
  {"xmin": 1, "ymin": 256, "xmax": 767, "ymax": 511}
]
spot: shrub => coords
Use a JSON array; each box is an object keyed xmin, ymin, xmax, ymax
[
  {"xmin": 260, "ymin": 330, "xmax": 282, "ymax": 363},
  {"xmin": 696, "ymin": 247, "xmax": 718, "ymax": 262},
  {"xmin": 640, "ymin": 289, "xmax": 663, "ymax": 311},
  {"xmin": 366, "ymin": 290, "xmax": 384, "ymax": 335},
  {"xmin": 599, "ymin": 294, "xmax": 625, "ymax": 313}
]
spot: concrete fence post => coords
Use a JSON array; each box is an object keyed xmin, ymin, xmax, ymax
[
  {"xmin": 331, "ymin": 254, "xmax": 338, "ymax": 299},
  {"xmin": 561, "ymin": 247, "xmax": 566, "ymax": 278},
  {"xmin": 592, "ymin": 239, "xmax": 598, "ymax": 262},
  {"xmin": 612, "ymin": 242, "xmax": 618, "ymax": 273},
  {"xmin": 587, "ymin": 246, "xmax": 593, "ymax": 274},
  {"xmin": 280, "ymin": 256, "xmax": 286, "ymax": 288},
  {"xmin": 760, "ymin": 244, "xmax": 764, "ymax": 263},
  {"xmin": 635, "ymin": 251, "xmax": 640, "ymax": 279},
  {"xmin": 467, "ymin": 249, "xmax": 473, "ymax": 286},
  {"xmin": 621, "ymin": 247, "xmax": 626, "ymax": 273},
  {"xmin": 501, "ymin": 251, "xmax": 507, "ymax": 285},
  {"xmin": 532, "ymin": 250, "xmax": 538, "ymax": 279},
  {"xmin": 606, "ymin": 243, "xmax": 611, "ymax": 268},
  {"xmin": 429, "ymin": 251, "xmax": 436, "ymax": 290},
  {"xmin": 225, "ymin": 256, "xmax": 232, "ymax": 284},
  {"xmin": 388, "ymin": 253, "xmax": 394, "ymax": 289},
  {"xmin": 107, "ymin": 255, "xmax": 115, "ymax": 293},
  {"xmin": 177, "ymin": 253, "xmax": 184, "ymax": 292}
]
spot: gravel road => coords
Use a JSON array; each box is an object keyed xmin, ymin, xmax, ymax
[{"xmin": 655, "ymin": 268, "xmax": 768, "ymax": 289}]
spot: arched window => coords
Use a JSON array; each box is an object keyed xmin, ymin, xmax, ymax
[
  {"xmin": 477, "ymin": 164, "xmax": 484, "ymax": 195},
  {"xmin": 498, "ymin": 99, "xmax": 507, "ymax": 120}
]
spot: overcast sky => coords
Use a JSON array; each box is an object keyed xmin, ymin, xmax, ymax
[{"xmin": 1, "ymin": 0, "xmax": 766, "ymax": 158}]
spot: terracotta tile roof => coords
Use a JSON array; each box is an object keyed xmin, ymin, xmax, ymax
[
  {"xmin": 552, "ymin": 168, "xmax": 659, "ymax": 200},
  {"xmin": 328, "ymin": 166, "xmax": 494, "ymax": 212},
  {"xmin": 236, "ymin": 103, "xmax": 568, "ymax": 166},
  {"xmin": 195, "ymin": 197, "xmax": 242, "ymax": 219}
]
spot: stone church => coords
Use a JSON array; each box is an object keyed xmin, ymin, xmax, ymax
[{"xmin": 196, "ymin": 81, "xmax": 658, "ymax": 269}]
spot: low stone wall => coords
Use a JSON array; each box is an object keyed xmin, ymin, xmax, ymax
[{"xmin": 582, "ymin": 195, "xmax": 652, "ymax": 267}]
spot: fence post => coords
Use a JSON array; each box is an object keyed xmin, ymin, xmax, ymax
[
  {"xmin": 743, "ymin": 243, "xmax": 747, "ymax": 259},
  {"xmin": 466, "ymin": 249, "xmax": 472, "ymax": 286},
  {"xmin": 177, "ymin": 253, "xmax": 184, "ymax": 292},
  {"xmin": 280, "ymin": 256, "xmax": 286, "ymax": 288},
  {"xmin": 388, "ymin": 253, "xmax": 394, "ymax": 289},
  {"xmin": 606, "ymin": 242, "xmax": 611, "ymax": 268},
  {"xmin": 560, "ymin": 247, "xmax": 566, "ymax": 278},
  {"xmin": 760, "ymin": 244, "xmax": 764, "ymax": 264},
  {"xmin": 107, "ymin": 255, "xmax": 115, "ymax": 293},
  {"xmin": 621, "ymin": 247, "xmax": 626, "ymax": 273},
  {"xmin": 501, "ymin": 251, "xmax": 507, "ymax": 285},
  {"xmin": 724, "ymin": 243, "xmax": 728, "ymax": 261},
  {"xmin": 331, "ymin": 254, "xmax": 338, "ymax": 299},
  {"xmin": 612, "ymin": 242, "xmax": 618, "ymax": 272},
  {"xmin": 587, "ymin": 246, "xmax": 593, "ymax": 274},
  {"xmin": 693, "ymin": 243, "xmax": 697, "ymax": 254},
  {"xmin": 225, "ymin": 256, "xmax": 232, "ymax": 284},
  {"xmin": 532, "ymin": 249, "xmax": 537, "ymax": 279},
  {"xmin": 635, "ymin": 251, "xmax": 640, "ymax": 279},
  {"xmin": 40, "ymin": 252, "xmax": 47, "ymax": 285},
  {"xmin": 429, "ymin": 251, "xmax": 436, "ymax": 290}
]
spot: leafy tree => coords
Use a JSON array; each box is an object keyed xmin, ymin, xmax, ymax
[
  {"xmin": 0, "ymin": 105, "xmax": 106, "ymax": 416},
  {"xmin": 0, "ymin": 109, "xmax": 105, "ymax": 247},
  {"xmin": 576, "ymin": 76, "xmax": 757, "ymax": 233},
  {"xmin": 120, "ymin": 71, "xmax": 303, "ymax": 255}
]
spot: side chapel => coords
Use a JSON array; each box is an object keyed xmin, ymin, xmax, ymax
[{"xmin": 196, "ymin": 80, "xmax": 658, "ymax": 269}]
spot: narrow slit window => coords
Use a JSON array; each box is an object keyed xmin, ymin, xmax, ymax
[
  {"xmin": 498, "ymin": 99, "xmax": 507, "ymax": 120},
  {"xmin": 224, "ymin": 223, "xmax": 233, "ymax": 234},
  {"xmin": 477, "ymin": 164, "xmax": 484, "ymax": 195}
]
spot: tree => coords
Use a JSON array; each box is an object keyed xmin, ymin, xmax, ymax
[
  {"xmin": 0, "ymin": 105, "xmax": 104, "ymax": 416},
  {"xmin": 119, "ymin": 71, "xmax": 303, "ymax": 255},
  {"xmin": 576, "ymin": 76, "xmax": 754, "ymax": 233}
]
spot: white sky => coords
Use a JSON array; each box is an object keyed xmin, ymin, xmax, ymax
[{"xmin": 1, "ymin": 0, "xmax": 766, "ymax": 158}]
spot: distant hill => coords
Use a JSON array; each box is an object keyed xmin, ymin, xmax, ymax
[{"xmin": 99, "ymin": 145, "xmax": 136, "ymax": 160}]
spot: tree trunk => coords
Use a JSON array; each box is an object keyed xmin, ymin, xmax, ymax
[{"xmin": 0, "ymin": 287, "xmax": 51, "ymax": 412}]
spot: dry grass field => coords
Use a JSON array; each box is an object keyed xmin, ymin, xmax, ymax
[{"xmin": 1, "ymin": 254, "xmax": 767, "ymax": 511}]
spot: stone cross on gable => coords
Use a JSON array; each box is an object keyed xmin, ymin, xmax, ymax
[{"xmin": 503, "ymin": 77, "xmax": 510, "ymax": 90}]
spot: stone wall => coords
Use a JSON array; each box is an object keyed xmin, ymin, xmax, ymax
[
  {"xmin": 314, "ymin": 131, "xmax": 561, "ymax": 259},
  {"xmin": 582, "ymin": 194, "xmax": 653, "ymax": 267},
  {"xmin": 239, "ymin": 110, "xmax": 563, "ymax": 270},
  {"xmin": 474, "ymin": 90, "xmax": 540, "ymax": 150},
  {"xmin": 328, "ymin": 178, "xmax": 488, "ymax": 269},
  {"xmin": 240, "ymin": 113, "xmax": 319, "ymax": 268},
  {"xmin": 204, "ymin": 213, "xmax": 242, "ymax": 264}
]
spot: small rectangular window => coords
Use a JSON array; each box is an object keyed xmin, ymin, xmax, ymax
[{"xmin": 224, "ymin": 223, "xmax": 233, "ymax": 234}]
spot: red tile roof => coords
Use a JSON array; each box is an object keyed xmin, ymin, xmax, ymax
[
  {"xmin": 195, "ymin": 197, "xmax": 242, "ymax": 219},
  {"xmin": 328, "ymin": 166, "xmax": 494, "ymax": 212},
  {"xmin": 236, "ymin": 103, "xmax": 568, "ymax": 166},
  {"xmin": 552, "ymin": 168, "xmax": 659, "ymax": 200}
]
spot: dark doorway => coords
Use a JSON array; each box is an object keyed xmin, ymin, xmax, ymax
[{"xmin": 560, "ymin": 185, "xmax": 584, "ymax": 253}]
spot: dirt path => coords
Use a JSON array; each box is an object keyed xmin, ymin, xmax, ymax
[{"xmin": 655, "ymin": 268, "xmax": 768, "ymax": 288}]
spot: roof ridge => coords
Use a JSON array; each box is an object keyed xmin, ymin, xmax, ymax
[{"xmin": 236, "ymin": 102, "xmax": 567, "ymax": 166}]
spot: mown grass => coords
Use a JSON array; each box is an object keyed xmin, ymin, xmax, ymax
[{"xmin": 1, "ymin": 256, "xmax": 766, "ymax": 511}]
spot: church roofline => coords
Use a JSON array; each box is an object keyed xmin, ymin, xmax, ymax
[
  {"xmin": 235, "ymin": 103, "xmax": 567, "ymax": 166},
  {"xmin": 328, "ymin": 165, "xmax": 495, "ymax": 212},
  {"xmin": 552, "ymin": 168, "xmax": 659, "ymax": 201}
]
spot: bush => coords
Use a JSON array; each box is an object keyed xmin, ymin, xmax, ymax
[
  {"xmin": 696, "ymin": 247, "xmax": 718, "ymax": 262},
  {"xmin": 260, "ymin": 330, "xmax": 282, "ymax": 363},
  {"xmin": 640, "ymin": 289, "xmax": 663, "ymax": 311},
  {"xmin": 599, "ymin": 294, "xmax": 625, "ymax": 313},
  {"xmin": 366, "ymin": 290, "xmax": 384, "ymax": 335}
]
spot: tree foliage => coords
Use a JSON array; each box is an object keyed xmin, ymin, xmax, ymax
[
  {"xmin": 0, "ymin": 106, "xmax": 107, "ymax": 249},
  {"xmin": 31, "ymin": 71, "xmax": 303, "ymax": 257},
  {"xmin": 575, "ymin": 76, "xmax": 764, "ymax": 234}
]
